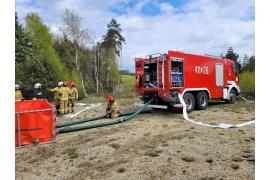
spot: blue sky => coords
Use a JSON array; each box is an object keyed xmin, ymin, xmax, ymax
[
  {"xmin": 16, "ymin": 0, "xmax": 255, "ymax": 72},
  {"xmin": 111, "ymin": 0, "xmax": 189, "ymax": 16}
]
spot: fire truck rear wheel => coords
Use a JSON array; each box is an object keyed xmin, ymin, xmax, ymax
[
  {"xmin": 195, "ymin": 91, "xmax": 209, "ymax": 110},
  {"xmin": 183, "ymin": 93, "xmax": 195, "ymax": 113}
]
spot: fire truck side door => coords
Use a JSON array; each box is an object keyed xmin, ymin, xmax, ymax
[{"xmin": 215, "ymin": 64, "xmax": 224, "ymax": 86}]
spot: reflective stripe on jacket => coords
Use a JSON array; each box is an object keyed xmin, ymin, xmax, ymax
[{"xmin": 69, "ymin": 87, "xmax": 78, "ymax": 100}]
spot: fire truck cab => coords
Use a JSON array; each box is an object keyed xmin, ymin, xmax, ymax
[{"xmin": 134, "ymin": 50, "xmax": 240, "ymax": 112}]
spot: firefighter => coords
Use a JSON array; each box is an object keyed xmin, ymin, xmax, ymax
[
  {"xmin": 50, "ymin": 81, "xmax": 63, "ymax": 115},
  {"xmin": 32, "ymin": 83, "xmax": 43, "ymax": 100},
  {"xmin": 59, "ymin": 80, "xmax": 70, "ymax": 115},
  {"xmin": 15, "ymin": 84, "xmax": 23, "ymax": 102},
  {"xmin": 69, "ymin": 82, "xmax": 79, "ymax": 113},
  {"xmin": 106, "ymin": 96, "xmax": 120, "ymax": 118}
]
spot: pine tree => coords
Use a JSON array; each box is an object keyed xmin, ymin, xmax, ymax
[
  {"xmin": 225, "ymin": 47, "xmax": 241, "ymax": 71},
  {"xmin": 242, "ymin": 55, "xmax": 249, "ymax": 71},
  {"xmin": 225, "ymin": 47, "xmax": 239, "ymax": 62},
  {"xmin": 243, "ymin": 55, "xmax": 255, "ymax": 72},
  {"xmin": 15, "ymin": 12, "xmax": 33, "ymax": 84},
  {"xmin": 15, "ymin": 12, "xmax": 57, "ymax": 98},
  {"xmin": 102, "ymin": 18, "xmax": 126, "ymax": 56},
  {"xmin": 15, "ymin": 13, "xmax": 33, "ymax": 64},
  {"xmin": 249, "ymin": 56, "xmax": 255, "ymax": 71},
  {"xmin": 102, "ymin": 18, "xmax": 126, "ymax": 90}
]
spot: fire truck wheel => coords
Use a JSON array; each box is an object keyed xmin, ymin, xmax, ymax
[
  {"xmin": 226, "ymin": 89, "xmax": 237, "ymax": 104},
  {"xmin": 183, "ymin": 93, "xmax": 195, "ymax": 113},
  {"xmin": 195, "ymin": 91, "xmax": 209, "ymax": 110}
]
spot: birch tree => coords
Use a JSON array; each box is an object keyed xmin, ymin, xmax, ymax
[
  {"xmin": 61, "ymin": 8, "xmax": 89, "ymax": 97},
  {"xmin": 94, "ymin": 42, "xmax": 101, "ymax": 92}
]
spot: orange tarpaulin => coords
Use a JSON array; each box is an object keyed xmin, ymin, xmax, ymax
[{"xmin": 15, "ymin": 99, "xmax": 56, "ymax": 147}]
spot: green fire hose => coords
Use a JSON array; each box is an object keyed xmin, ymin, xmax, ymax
[
  {"xmin": 58, "ymin": 97, "xmax": 155, "ymax": 134},
  {"xmin": 56, "ymin": 111, "xmax": 139, "ymax": 128}
]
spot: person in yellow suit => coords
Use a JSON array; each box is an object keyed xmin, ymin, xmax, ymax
[
  {"xmin": 106, "ymin": 96, "xmax": 120, "ymax": 118},
  {"xmin": 69, "ymin": 82, "xmax": 79, "ymax": 113},
  {"xmin": 59, "ymin": 80, "xmax": 70, "ymax": 115},
  {"xmin": 50, "ymin": 81, "xmax": 63, "ymax": 115},
  {"xmin": 15, "ymin": 84, "xmax": 23, "ymax": 102}
]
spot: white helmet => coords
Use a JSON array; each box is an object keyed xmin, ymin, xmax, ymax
[
  {"xmin": 15, "ymin": 84, "xmax": 20, "ymax": 90},
  {"xmin": 34, "ymin": 83, "xmax": 42, "ymax": 89},
  {"xmin": 58, "ymin": 81, "xmax": 63, "ymax": 87}
]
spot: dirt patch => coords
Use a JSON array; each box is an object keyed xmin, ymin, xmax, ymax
[
  {"xmin": 181, "ymin": 155, "xmax": 196, "ymax": 162},
  {"xmin": 16, "ymin": 99, "xmax": 255, "ymax": 179}
]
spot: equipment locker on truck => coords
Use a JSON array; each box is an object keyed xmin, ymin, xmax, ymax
[{"xmin": 135, "ymin": 50, "xmax": 241, "ymax": 112}]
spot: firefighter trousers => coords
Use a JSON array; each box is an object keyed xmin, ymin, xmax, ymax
[
  {"xmin": 60, "ymin": 100, "xmax": 68, "ymax": 115},
  {"xmin": 54, "ymin": 100, "xmax": 60, "ymax": 115},
  {"xmin": 69, "ymin": 99, "xmax": 76, "ymax": 113}
]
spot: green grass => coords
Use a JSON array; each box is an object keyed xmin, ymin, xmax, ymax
[
  {"xmin": 78, "ymin": 74, "xmax": 139, "ymax": 104},
  {"xmin": 120, "ymin": 75, "xmax": 135, "ymax": 90},
  {"xmin": 78, "ymin": 94, "xmax": 106, "ymax": 104},
  {"xmin": 114, "ymin": 75, "xmax": 137, "ymax": 100},
  {"xmin": 240, "ymin": 71, "xmax": 255, "ymax": 97}
]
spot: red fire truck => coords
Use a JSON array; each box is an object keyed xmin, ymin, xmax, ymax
[{"xmin": 134, "ymin": 50, "xmax": 241, "ymax": 112}]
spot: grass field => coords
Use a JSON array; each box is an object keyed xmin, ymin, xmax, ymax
[
  {"xmin": 120, "ymin": 75, "xmax": 135, "ymax": 90},
  {"xmin": 78, "ymin": 75, "xmax": 137, "ymax": 105},
  {"xmin": 240, "ymin": 71, "xmax": 255, "ymax": 98}
]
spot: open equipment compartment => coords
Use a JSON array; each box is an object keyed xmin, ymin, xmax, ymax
[
  {"xmin": 144, "ymin": 61, "xmax": 158, "ymax": 88},
  {"xmin": 171, "ymin": 58, "xmax": 184, "ymax": 87}
]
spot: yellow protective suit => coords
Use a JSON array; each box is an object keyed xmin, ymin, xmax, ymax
[
  {"xmin": 59, "ymin": 86, "xmax": 70, "ymax": 115},
  {"xmin": 106, "ymin": 100, "xmax": 120, "ymax": 118},
  {"xmin": 15, "ymin": 90, "xmax": 23, "ymax": 102},
  {"xmin": 69, "ymin": 87, "xmax": 79, "ymax": 113},
  {"xmin": 50, "ymin": 87, "xmax": 61, "ymax": 114}
]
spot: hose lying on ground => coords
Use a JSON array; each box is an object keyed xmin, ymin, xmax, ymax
[
  {"xmin": 57, "ymin": 97, "xmax": 155, "ymax": 134},
  {"xmin": 178, "ymin": 93, "xmax": 255, "ymax": 129},
  {"xmin": 57, "ymin": 111, "xmax": 147, "ymax": 128},
  {"xmin": 63, "ymin": 103, "xmax": 101, "ymax": 119}
]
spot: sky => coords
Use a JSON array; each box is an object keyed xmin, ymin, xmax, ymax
[{"xmin": 16, "ymin": 0, "xmax": 255, "ymax": 72}]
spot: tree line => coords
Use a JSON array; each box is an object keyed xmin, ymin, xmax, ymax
[
  {"xmin": 223, "ymin": 46, "xmax": 255, "ymax": 72},
  {"xmin": 16, "ymin": 9, "xmax": 254, "ymax": 100},
  {"xmin": 15, "ymin": 9, "xmax": 125, "ymax": 99}
]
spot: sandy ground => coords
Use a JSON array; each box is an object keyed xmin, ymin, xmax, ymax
[{"xmin": 16, "ymin": 98, "xmax": 255, "ymax": 180}]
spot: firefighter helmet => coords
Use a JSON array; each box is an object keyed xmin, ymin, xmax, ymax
[
  {"xmin": 107, "ymin": 95, "xmax": 114, "ymax": 102},
  {"xmin": 15, "ymin": 84, "xmax": 20, "ymax": 90},
  {"xmin": 63, "ymin": 80, "xmax": 67, "ymax": 86},
  {"xmin": 58, "ymin": 81, "xmax": 63, "ymax": 87},
  {"xmin": 34, "ymin": 83, "xmax": 42, "ymax": 89},
  {"xmin": 70, "ymin": 82, "xmax": 75, "ymax": 87}
]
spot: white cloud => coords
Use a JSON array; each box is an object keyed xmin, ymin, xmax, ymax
[
  {"xmin": 160, "ymin": 2, "xmax": 175, "ymax": 14},
  {"xmin": 16, "ymin": 0, "xmax": 255, "ymax": 72}
]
